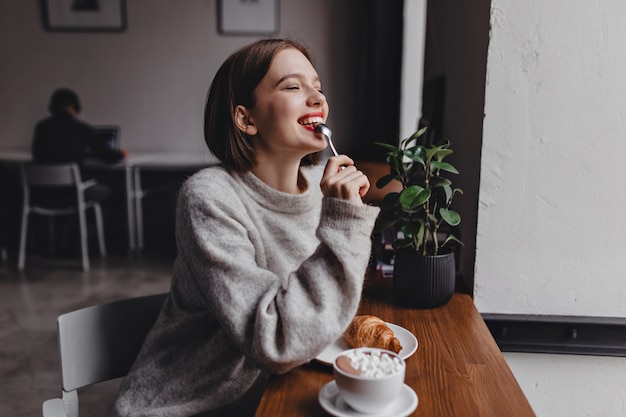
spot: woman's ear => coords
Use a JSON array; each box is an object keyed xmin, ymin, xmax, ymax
[{"xmin": 234, "ymin": 105, "xmax": 257, "ymax": 136}]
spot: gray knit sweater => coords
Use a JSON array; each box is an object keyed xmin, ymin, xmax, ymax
[{"xmin": 113, "ymin": 164, "xmax": 379, "ymax": 416}]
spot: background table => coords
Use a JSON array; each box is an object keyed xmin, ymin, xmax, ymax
[
  {"xmin": 255, "ymin": 281, "xmax": 536, "ymax": 417},
  {"xmin": 129, "ymin": 151, "xmax": 219, "ymax": 251},
  {"xmin": 0, "ymin": 149, "xmax": 219, "ymax": 253}
]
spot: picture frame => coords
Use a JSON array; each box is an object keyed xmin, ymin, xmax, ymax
[
  {"xmin": 41, "ymin": 0, "xmax": 127, "ymax": 32},
  {"xmin": 218, "ymin": 0, "xmax": 279, "ymax": 36}
]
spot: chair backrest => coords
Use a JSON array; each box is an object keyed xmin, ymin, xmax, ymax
[
  {"xmin": 21, "ymin": 163, "xmax": 81, "ymax": 187},
  {"xmin": 57, "ymin": 293, "xmax": 167, "ymax": 392}
]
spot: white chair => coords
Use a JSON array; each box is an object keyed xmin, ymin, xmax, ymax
[
  {"xmin": 18, "ymin": 163, "xmax": 106, "ymax": 271},
  {"xmin": 42, "ymin": 292, "xmax": 168, "ymax": 417}
]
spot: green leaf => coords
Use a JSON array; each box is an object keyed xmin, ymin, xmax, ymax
[
  {"xmin": 439, "ymin": 208, "xmax": 461, "ymax": 226},
  {"xmin": 374, "ymin": 215, "xmax": 398, "ymax": 231},
  {"xmin": 415, "ymin": 146, "xmax": 426, "ymax": 163},
  {"xmin": 430, "ymin": 161, "xmax": 459, "ymax": 174},
  {"xmin": 425, "ymin": 144, "xmax": 446, "ymax": 162},
  {"xmin": 415, "ymin": 220, "xmax": 425, "ymax": 250},
  {"xmin": 380, "ymin": 192, "xmax": 400, "ymax": 209},
  {"xmin": 430, "ymin": 177, "xmax": 452, "ymax": 189},
  {"xmin": 408, "ymin": 126, "xmax": 428, "ymax": 141},
  {"xmin": 376, "ymin": 174, "xmax": 396, "ymax": 189},
  {"xmin": 389, "ymin": 156, "xmax": 401, "ymax": 176},
  {"xmin": 402, "ymin": 221, "xmax": 421, "ymax": 236},
  {"xmin": 375, "ymin": 142, "xmax": 399, "ymax": 152},
  {"xmin": 442, "ymin": 184, "xmax": 453, "ymax": 202},
  {"xmin": 399, "ymin": 186, "xmax": 430, "ymax": 210},
  {"xmin": 442, "ymin": 234, "xmax": 464, "ymax": 247},
  {"xmin": 433, "ymin": 148, "xmax": 453, "ymax": 161},
  {"xmin": 405, "ymin": 151, "xmax": 425, "ymax": 166}
]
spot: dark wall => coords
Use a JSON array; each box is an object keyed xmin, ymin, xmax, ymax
[
  {"xmin": 343, "ymin": 0, "xmax": 404, "ymax": 162},
  {"xmin": 422, "ymin": 0, "xmax": 491, "ymax": 292}
]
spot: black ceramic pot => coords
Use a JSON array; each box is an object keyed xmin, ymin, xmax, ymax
[{"xmin": 392, "ymin": 249, "xmax": 455, "ymax": 309}]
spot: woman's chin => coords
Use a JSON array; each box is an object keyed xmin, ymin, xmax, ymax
[{"xmin": 312, "ymin": 139, "xmax": 330, "ymax": 153}]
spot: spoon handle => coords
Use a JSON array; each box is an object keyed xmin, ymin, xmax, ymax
[{"xmin": 315, "ymin": 123, "xmax": 338, "ymax": 156}]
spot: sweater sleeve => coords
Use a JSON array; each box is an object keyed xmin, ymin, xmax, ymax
[{"xmin": 174, "ymin": 173, "xmax": 380, "ymax": 374}]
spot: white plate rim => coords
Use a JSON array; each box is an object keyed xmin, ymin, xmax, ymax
[{"xmin": 315, "ymin": 322, "xmax": 418, "ymax": 366}]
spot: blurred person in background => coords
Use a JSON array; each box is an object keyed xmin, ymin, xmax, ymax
[{"xmin": 32, "ymin": 87, "xmax": 127, "ymax": 202}]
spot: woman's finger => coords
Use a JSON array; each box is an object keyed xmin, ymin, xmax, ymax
[
  {"xmin": 323, "ymin": 155, "xmax": 354, "ymax": 175},
  {"xmin": 320, "ymin": 160, "xmax": 370, "ymax": 204}
]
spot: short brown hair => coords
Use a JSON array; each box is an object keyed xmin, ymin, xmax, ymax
[{"xmin": 204, "ymin": 38, "xmax": 322, "ymax": 173}]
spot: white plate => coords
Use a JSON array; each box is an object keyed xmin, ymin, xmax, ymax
[
  {"xmin": 315, "ymin": 323, "xmax": 418, "ymax": 366},
  {"xmin": 318, "ymin": 380, "xmax": 418, "ymax": 417}
]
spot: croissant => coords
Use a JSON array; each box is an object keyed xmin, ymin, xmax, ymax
[{"xmin": 344, "ymin": 315, "xmax": 402, "ymax": 353}]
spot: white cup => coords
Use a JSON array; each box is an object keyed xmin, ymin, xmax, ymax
[{"xmin": 333, "ymin": 347, "xmax": 406, "ymax": 414}]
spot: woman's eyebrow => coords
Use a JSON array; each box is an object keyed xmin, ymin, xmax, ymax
[{"xmin": 274, "ymin": 73, "xmax": 320, "ymax": 87}]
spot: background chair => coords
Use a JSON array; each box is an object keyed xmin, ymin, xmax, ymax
[
  {"xmin": 18, "ymin": 163, "xmax": 106, "ymax": 271},
  {"xmin": 42, "ymin": 292, "xmax": 168, "ymax": 417}
]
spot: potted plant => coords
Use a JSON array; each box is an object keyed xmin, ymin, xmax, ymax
[{"xmin": 375, "ymin": 127, "xmax": 463, "ymax": 308}]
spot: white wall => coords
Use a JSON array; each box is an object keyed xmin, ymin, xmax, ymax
[
  {"xmin": 399, "ymin": 0, "xmax": 427, "ymax": 139},
  {"xmin": 477, "ymin": 1, "xmax": 626, "ymax": 415},
  {"xmin": 0, "ymin": 0, "xmax": 349, "ymax": 154}
]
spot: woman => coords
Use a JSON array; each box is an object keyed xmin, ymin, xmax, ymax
[{"xmin": 113, "ymin": 38, "xmax": 379, "ymax": 417}]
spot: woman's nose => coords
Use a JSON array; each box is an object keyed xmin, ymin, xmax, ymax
[{"xmin": 307, "ymin": 88, "xmax": 326, "ymax": 106}]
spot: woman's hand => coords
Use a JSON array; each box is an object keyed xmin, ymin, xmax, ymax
[{"xmin": 320, "ymin": 155, "xmax": 370, "ymax": 205}]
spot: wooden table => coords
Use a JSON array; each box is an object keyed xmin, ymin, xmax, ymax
[{"xmin": 255, "ymin": 280, "xmax": 536, "ymax": 417}]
